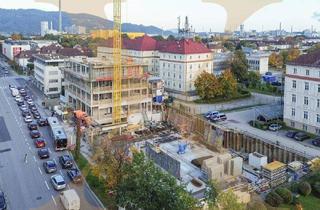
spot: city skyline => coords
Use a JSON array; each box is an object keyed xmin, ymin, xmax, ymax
[{"xmin": 0, "ymin": 0, "xmax": 319, "ymax": 32}]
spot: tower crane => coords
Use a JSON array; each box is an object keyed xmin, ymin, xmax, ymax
[{"xmin": 112, "ymin": 0, "xmax": 122, "ymax": 127}]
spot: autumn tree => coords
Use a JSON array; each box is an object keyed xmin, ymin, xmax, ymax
[
  {"xmin": 230, "ymin": 50, "xmax": 249, "ymax": 82},
  {"xmin": 246, "ymin": 71, "xmax": 261, "ymax": 88},
  {"xmin": 219, "ymin": 70, "xmax": 237, "ymax": 98},
  {"xmin": 269, "ymin": 52, "xmax": 284, "ymax": 69},
  {"xmin": 11, "ymin": 33, "xmax": 23, "ymax": 40},
  {"xmin": 287, "ymin": 48, "xmax": 301, "ymax": 62},
  {"xmin": 116, "ymin": 152, "xmax": 197, "ymax": 210},
  {"xmin": 209, "ymin": 190, "xmax": 246, "ymax": 210},
  {"xmin": 194, "ymin": 71, "xmax": 222, "ymax": 100}
]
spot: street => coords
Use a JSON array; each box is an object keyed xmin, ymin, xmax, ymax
[{"xmin": 0, "ymin": 58, "xmax": 105, "ymax": 210}]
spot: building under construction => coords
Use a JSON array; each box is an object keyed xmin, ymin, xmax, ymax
[{"xmin": 63, "ymin": 57, "xmax": 152, "ymax": 132}]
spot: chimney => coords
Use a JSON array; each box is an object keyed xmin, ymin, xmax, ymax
[{"xmin": 59, "ymin": 0, "xmax": 62, "ymax": 33}]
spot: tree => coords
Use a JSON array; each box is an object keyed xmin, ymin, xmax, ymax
[
  {"xmin": 246, "ymin": 71, "xmax": 261, "ymax": 88},
  {"xmin": 210, "ymin": 190, "xmax": 246, "ymax": 210},
  {"xmin": 11, "ymin": 33, "xmax": 23, "ymax": 40},
  {"xmin": 205, "ymin": 180, "xmax": 219, "ymax": 208},
  {"xmin": 194, "ymin": 71, "xmax": 222, "ymax": 100},
  {"xmin": 287, "ymin": 48, "xmax": 300, "ymax": 62},
  {"xmin": 299, "ymin": 181, "xmax": 312, "ymax": 196},
  {"xmin": 223, "ymin": 41, "xmax": 236, "ymax": 51},
  {"xmin": 230, "ymin": 50, "xmax": 249, "ymax": 82},
  {"xmin": 219, "ymin": 70, "xmax": 237, "ymax": 98},
  {"xmin": 269, "ymin": 52, "xmax": 284, "ymax": 69},
  {"xmin": 275, "ymin": 187, "xmax": 293, "ymax": 204},
  {"xmin": 116, "ymin": 152, "xmax": 197, "ymax": 210},
  {"xmin": 194, "ymin": 36, "xmax": 202, "ymax": 43},
  {"xmin": 247, "ymin": 201, "xmax": 267, "ymax": 210},
  {"xmin": 167, "ymin": 35, "xmax": 176, "ymax": 41},
  {"xmin": 310, "ymin": 158, "xmax": 320, "ymax": 172},
  {"xmin": 152, "ymin": 35, "xmax": 165, "ymax": 41},
  {"xmin": 265, "ymin": 191, "xmax": 283, "ymax": 207}
]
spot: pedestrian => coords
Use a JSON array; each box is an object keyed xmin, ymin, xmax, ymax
[
  {"xmin": 24, "ymin": 153, "xmax": 28, "ymax": 163},
  {"xmin": 51, "ymin": 111, "xmax": 55, "ymax": 117}
]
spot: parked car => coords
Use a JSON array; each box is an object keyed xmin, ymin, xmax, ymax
[
  {"xmin": 312, "ymin": 139, "xmax": 320, "ymax": 147},
  {"xmin": 286, "ymin": 130, "xmax": 299, "ymax": 138},
  {"xmin": 17, "ymin": 100, "xmax": 24, "ymax": 106},
  {"xmin": 30, "ymin": 130, "xmax": 41, "ymax": 138},
  {"xmin": 294, "ymin": 132, "xmax": 310, "ymax": 141},
  {"xmin": 37, "ymin": 118, "xmax": 48, "ymax": 126},
  {"xmin": 210, "ymin": 113, "xmax": 227, "ymax": 122},
  {"xmin": 28, "ymin": 104, "xmax": 36, "ymax": 109},
  {"xmin": 50, "ymin": 175, "xmax": 66, "ymax": 190},
  {"xmin": 21, "ymin": 110, "xmax": 31, "ymax": 117},
  {"xmin": 33, "ymin": 112, "xmax": 41, "ymax": 119},
  {"xmin": 28, "ymin": 122, "xmax": 38, "ymax": 130},
  {"xmin": 205, "ymin": 111, "xmax": 219, "ymax": 119},
  {"xmin": 43, "ymin": 160, "xmax": 57, "ymax": 174},
  {"xmin": 59, "ymin": 155, "xmax": 73, "ymax": 169},
  {"xmin": 24, "ymin": 115, "xmax": 33, "ymax": 123},
  {"xmin": 15, "ymin": 95, "xmax": 22, "ymax": 102},
  {"xmin": 67, "ymin": 168, "xmax": 82, "ymax": 184},
  {"xmin": 34, "ymin": 138, "xmax": 46, "ymax": 148},
  {"xmin": 268, "ymin": 124, "xmax": 282, "ymax": 131},
  {"xmin": 30, "ymin": 106, "xmax": 37, "ymax": 112},
  {"xmin": 38, "ymin": 148, "xmax": 49, "ymax": 159},
  {"xmin": 0, "ymin": 191, "xmax": 6, "ymax": 210},
  {"xmin": 20, "ymin": 104, "xmax": 28, "ymax": 111},
  {"xmin": 24, "ymin": 95, "xmax": 31, "ymax": 101}
]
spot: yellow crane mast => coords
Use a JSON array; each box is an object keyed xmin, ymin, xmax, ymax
[{"xmin": 113, "ymin": 0, "xmax": 122, "ymax": 125}]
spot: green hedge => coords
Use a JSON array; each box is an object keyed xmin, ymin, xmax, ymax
[
  {"xmin": 194, "ymin": 89, "xmax": 251, "ymax": 104},
  {"xmin": 275, "ymin": 187, "xmax": 293, "ymax": 204},
  {"xmin": 299, "ymin": 182, "xmax": 312, "ymax": 196},
  {"xmin": 265, "ymin": 191, "xmax": 284, "ymax": 207}
]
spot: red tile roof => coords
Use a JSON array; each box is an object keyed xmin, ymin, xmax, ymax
[
  {"xmin": 288, "ymin": 50, "xmax": 320, "ymax": 68},
  {"xmin": 99, "ymin": 35, "xmax": 211, "ymax": 54}
]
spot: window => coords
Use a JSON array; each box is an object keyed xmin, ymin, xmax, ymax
[
  {"xmin": 304, "ymin": 111, "xmax": 308, "ymax": 120},
  {"xmin": 291, "ymin": 121, "xmax": 295, "ymax": 127},
  {"xmin": 292, "ymin": 94, "xmax": 296, "ymax": 103},
  {"xmin": 304, "ymin": 97, "xmax": 309, "ymax": 105},
  {"xmin": 318, "ymin": 84, "xmax": 320, "ymax": 93},
  {"xmin": 316, "ymin": 129, "xmax": 320, "ymax": 135},
  {"xmin": 292, "ymin": 80, "xmax": 296, "ymax": 88},
  {"xmin": 49, "ymin": 87, "xmax": 58, "ymax": 92},
  {"xmin": 190, "ymin": 65, "xmax": 192, "ymax": 69},
  {"xmin": 294, "ymin": 68, "xmax": 297, "ymax": 74},
  {"xmin": 303, "ymin": 124, "xmax": 308, "ymax": 131},
  {"xmin": 305, "ymin": 82, "xmax": 309, "ymax": 90},
  {"xmin": 318, "ymin": 99, "xmax": 320, "ymax": 108},
  {"xmin": 291, "ymin": 108, "xmax": 295, "ymax": 116},
  {"xmin": 317, "ymin": 114, "xmax": 320, "ymax": 123},
  {"xmin": 306, "ymin": 69, "xmax": 310, "ymax": 76},
  {"xmin": 49, "ymin": 79, "xmax": 58, "ymax": 83}
]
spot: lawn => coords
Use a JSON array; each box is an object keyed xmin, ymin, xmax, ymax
[
  {"xmin": 194, "ymin": 90, "xmax": 251, "ymax": 104},
  {"xmin": 280, "ymin": 195, "xmax": 320, "ymax": 210}
]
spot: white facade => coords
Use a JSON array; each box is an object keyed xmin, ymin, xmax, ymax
[
  {"xmin": 246, "ymin": 53, "xmax": 269, "ymax": 75},
  {"xmin": 2, "ymin": 40, "xmax": 31, "ymax": 60},
  {"xmin": 159, "ymin": 52, "xmax": 213, "ymax": 94},
  {"xmin": 41, "ymin": 21, "xmax": 49, "ymax": 37},
  {"xmin": 33, "ymin": 54, "xmax": 65, "ymax": 98},
  {"xmin": 248, "ymin": 152, "xmax": 268, "ymax": 169},
  {"xmin": 98, "ymin": 47, "xmax": 159, "ymax": 75},
  {"xmin": 284, "ymin": 64, "xmax": 320, "ymax": 134}
]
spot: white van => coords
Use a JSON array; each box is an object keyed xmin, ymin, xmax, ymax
[
  {"xmin": 60, "ymin": 189, "xmax": 80, "ymax": 210},
  {"xmin": 11, "ymin": 88, "xmax": 19, "ymax": 97}
]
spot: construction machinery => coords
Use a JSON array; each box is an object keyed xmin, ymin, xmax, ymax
[{"xmin": 112, "ymin": 0, "xmax": 122, "ymax": 126}]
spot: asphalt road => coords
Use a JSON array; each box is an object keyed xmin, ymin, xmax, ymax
[{"xmin": 0, "ymin": 58, "xmax": 105, "ymax": 210}]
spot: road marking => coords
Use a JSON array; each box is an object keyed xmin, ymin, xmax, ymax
[
  {"xmin": 45, "ymin": 181, "xmax": 50, "ymax": 190},
  {"xmin": 38, "ymin": 167, "xmax": 43, "ymax": 175},
  {"xmin": 51, "ymin": 195, "xmax": 57, "ymax": 206},
  {"xmin": 33, "ymin": 156, "xmax": 37, "ymax": 162},
  {"xmin": 48, "ymin": 148, "xmax": 52, "ymax": 153}
]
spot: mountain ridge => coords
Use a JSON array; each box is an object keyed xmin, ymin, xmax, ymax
[{"xmin": 0, "ymin": 8, "xmax": 173, "ymax": 36}]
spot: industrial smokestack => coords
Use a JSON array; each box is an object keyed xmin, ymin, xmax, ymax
[{"xmin": 59, "ymin": 0, "xmax": 62, "ymax": 33}]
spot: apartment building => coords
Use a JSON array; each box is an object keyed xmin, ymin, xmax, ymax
[
  {"xmin": 98, "ymin": 36, "xmax": 213, "ymax": 101},
  {"xmin": 2, "ymin": 40, "xmax": 31, "ymax": 60},
  {"xmin": 243, "ymin": 47, "xmax": 269, "ymax": 75},
  {"xmin": 33, "ymin": 54, "xmax": 66, "ymax": 99},
  {"xmin": 63, "ymin": 57, "xmax": 152, "ymax": 131},
  {"xmin": 98, "ymin": 35, "xmax": 159, "ymax": 75},
  {"xmin": 159, "ymin": 39, "xmax": 213, "ymax": 100},
  {"xmin": 284, "ymin": 50, "xmax": 320, "ymax": 135}
]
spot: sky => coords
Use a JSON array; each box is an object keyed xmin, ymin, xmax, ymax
[{"xmin": 0, "ymin": 0, "xmax": 320, "ymax": 32}]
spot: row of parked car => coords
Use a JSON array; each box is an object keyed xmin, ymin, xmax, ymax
[
  {"xmin": 204, "ymin": 111, "xmax": 227, "ymax": 122},
  {"xmin": 285, "ymin": 130, "xmax": 320, "ymax": 147},
  {"xmin": 10, "ymin": 86, "xmax": 82, "ymax": 191}
]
